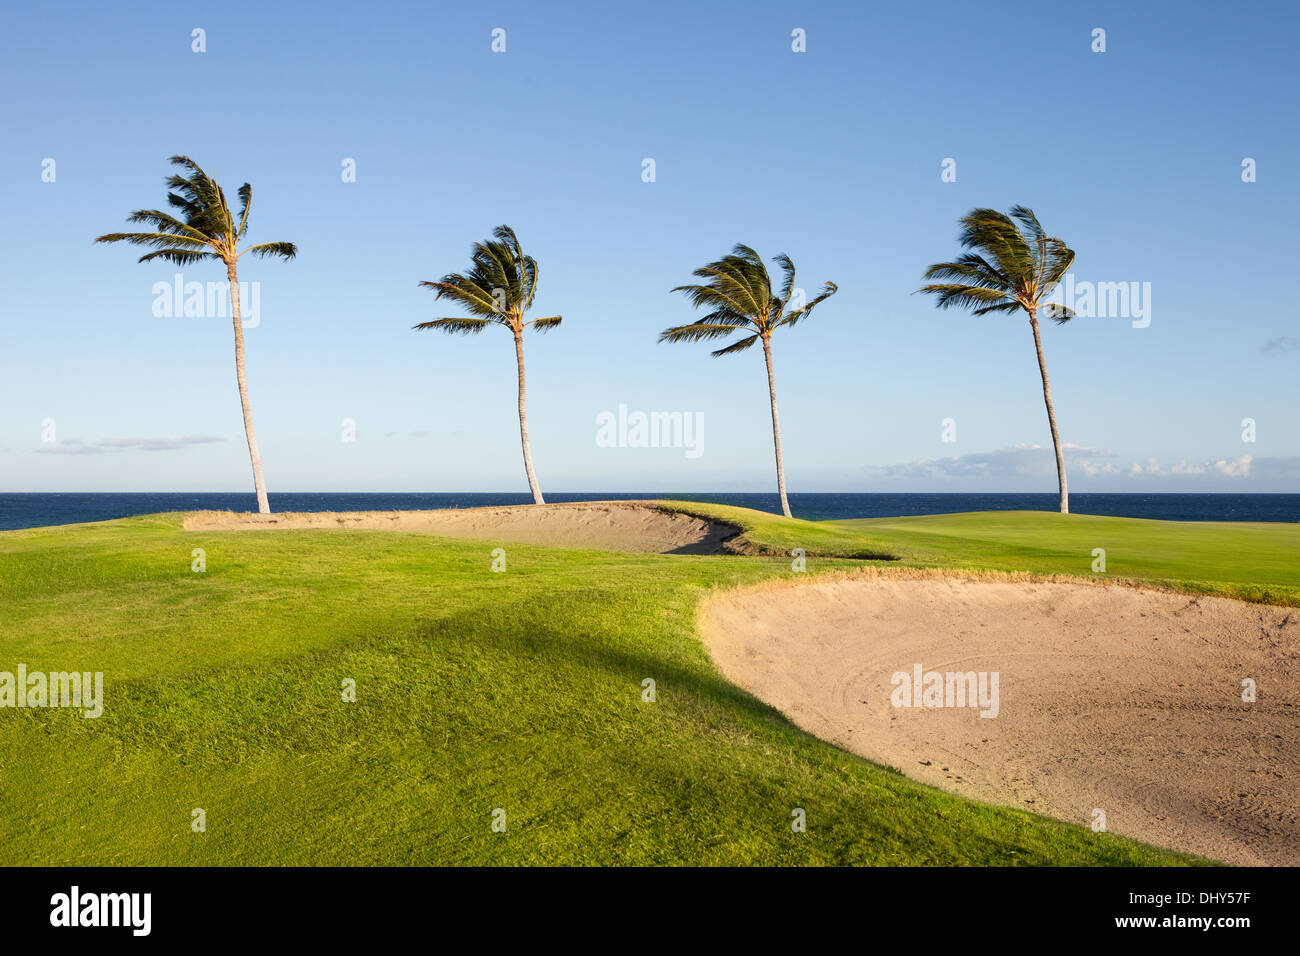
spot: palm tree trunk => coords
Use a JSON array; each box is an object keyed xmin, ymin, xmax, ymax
[
  {"xmin": 760, "ymin": 335, "xmax": 793, "ymax": 519},
  {"xmin": 513, "ymin": 328, "xmax": 545, "ymax": 505},
  {"xmin": 226, "ymin": 261, "xmax": 270, "ymax": 515},
  {"xmin": 1029, "ymin": 309, "xmax": 1068, "ymax": 514}
]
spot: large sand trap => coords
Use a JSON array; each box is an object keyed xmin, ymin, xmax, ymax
[
  {"xmin": 184, "ymin": 501, "xmax": 738, "ymax": 554},
  {"xmin": 701, "ymin": 571, "xmax": 1299, "ymax": 865}
]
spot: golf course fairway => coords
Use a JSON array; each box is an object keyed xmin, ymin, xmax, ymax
[{"xmin": 2, "ymin": 503, "xmax": 1295, "ymax": 866}]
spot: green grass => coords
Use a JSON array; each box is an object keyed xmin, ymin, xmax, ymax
[
  {"xmin": 6, "ymin": 502, "xmax": 1293, "ymax": 866},
  {"xmin": 667, "ymin": 502, "xmax": 1300, "ymax": 607}
]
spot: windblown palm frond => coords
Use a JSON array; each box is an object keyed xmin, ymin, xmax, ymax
[
  {"xmin": 136, "ymin": 247, "xmax": 221, "ymax": 267},
  {"xmin": 412, "ymin": 317, "xmax": 493, "ymax": 334},
  {"xmin": 918, "ymin": 205, "xmax": 1074, "ymax": 319},
  {"xmin": 241, "ymin": 241, "xmax": 298, "ymax": 260},
  {"xmin": 415, "ymin": 226, "xmax": 559, "ymax": 334},
  {"xmin": 661, "ymin": 245, "xmax": 837, "ymax": 357},
  {"xmin": 777, "ymin": 280, "xmax": 837, "ymax": 330},
  {"xmin": 236, "ymin": 183, "xmax": 252, "ymax": 238},
  {"xmin": 657, "ymin": 322, "xmax": 749, "ymax": 344},
  {"xmin": 96, "ymin": 155, "xmax": 297, "ymax": 265},
  {"xmin": 773, "ymin": 253, "xmax": 796, "ymax": 308},
  {"xmin": 711, "ymin": 334, "xmax": 761, "ymax": 356}
]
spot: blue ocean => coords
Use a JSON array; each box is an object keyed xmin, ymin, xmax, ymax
[{"xmin": 1, "ymin": 492, "xmax": 1297, "ymax": 531}]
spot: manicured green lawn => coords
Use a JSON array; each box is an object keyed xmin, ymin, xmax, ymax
[
  {"xmin": 670, "ymin": 502, "xmax": 1300, "ymax": 607},
  {"xmin": 7, "ymin": 503, "xmax": 1292, "ymax": 866}
]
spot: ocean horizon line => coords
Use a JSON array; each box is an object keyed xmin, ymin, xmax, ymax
[
  {"xmin": 4, "ymin": 490, "xmax": 1296, "ymax": 497},
  {"xmin": 4, "ymin": 490, "xmax": 1297, "ymax": 532}
]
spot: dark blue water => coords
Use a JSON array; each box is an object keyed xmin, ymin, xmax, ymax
[{"xmin": 1, "ymin": 492, "xmax": 1297, "ymax": 531}]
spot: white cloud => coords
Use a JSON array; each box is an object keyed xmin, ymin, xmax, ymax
[
  {"xmin": 1131, "ymin": 457, "xmax": 1208, "ymax": 476},
  {"xmin": 1213, "ymin": 455, "xmax": 1252, "ymax": 477},
  {"xmin": 33, "ymin": 438, "xmax": 102, "ymax": 456},
  {"xmin": 865, "ymin": 446, "xmax": 1296, "ymax": 486},
  {"xmin": 866, "ymin": 443, "xmax": 1115, "ymax": 481}
]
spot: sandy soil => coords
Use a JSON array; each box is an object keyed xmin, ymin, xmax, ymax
[
  {"xmin": 701, "ymin": 570, "xmax": 1299, "ymax": 865},
  {"xmin": 184, "ymin": 500, "xmax": 737, "ymax": 554}
]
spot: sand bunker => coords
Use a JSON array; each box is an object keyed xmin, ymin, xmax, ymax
[
  {"xmin": 184, "ymin": 500, "xmax": 737, "ymax": 555},
  {"xmin": 701, "ymin": 571, "xmax": 1299, "ymax": 865}
]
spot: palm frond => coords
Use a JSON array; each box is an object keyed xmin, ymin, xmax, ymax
[
  {"xmin": 470, "ymin": 240, "xmax": 513, "ymax": 301},
  {"xmin": 412, "ymin": 317, "xmax": 493, "ymax": 334},
  {"xmin": 1042, "ymin": 238, "xmax": 1075, "ymax": 288},
  {"xmin": 669, "ymin": 246, "xmax": 835, "ymax": 344},
  {"xmin": 492, "ymin": 225, "xmax": 539, "ymax": 311},
  {"xmin": 95, "ymin": 231, "xmax": 209, "ymax": 249},
  {"xmin": 236, "ymin": 183, "xmax": 252, "ymax": 238},
  {"xmin": 711, "ymin": 333, "xmax": 760, "ymax": 357},
  {"xmin": 772, "ymin": 253, "xmax": 796, "ymax": 306},
  {"xmin": 696, "ymin": 307, "xmax": 753, "ymax": 328},
  {"xmin": 166, "ymin": 155, "xmax": 205, "ymax": 178},
  {"xmin": 123, "ymin": 209, "xmax": 209, "ymax": 241},
  {"xmin": 136, "ymin": 248, "xmax": 220, "ymax": 266},
  {"xmin": 719, "ymin": 249, "xmax": 771, "ymax": 318},
  {"xmin": 164, "ymin": 155, "xmax": 230, "ymax": 239},
  {"xmin": 416, "ymin": 226, "xmax": 553, "ymax": 334},
  {"xmin": 917, "ymin": 283, "xmax": 1019, "ymax": 312},
  {"xmin": 240, "ymin": 241, "xmax": 297, "ymax": 261},
  {"xmin": 777, "ymin": 280, "xmax": 838, "ymax": 330},
  {"xmin": 972, "ymin": 301, "xmax": 1023, "ymax": 317},
  {"xmin": 1009, "ymin": 205, "xmax": 1047, "ymax": 285},
  {"xmin": 687, "ymin": 256, "xmax": 768, "ymax": 321},
  {"xmin": 957, "ymin": 208, "xmax": 1035, "ymax": 289},
  {"xmin": 923, "ymin": 207, "xmax": 1075, "ymax": 316},
  {"xmin": 420, "ymin": 276, "xmax": 505, "ymax": 319},
  {"xmin": 921, "ymin": 253, "xmax": 1011, "ymax": 291},
  {"xmin": 670, "ymin": 282, "xmax": 752, "ymax": 318},
  {"xmin": 98, "ymin": 156, "xmax": 294, "ymax": 269},
  {"xmin": 658, "ymin": 322, "xmax": 747, "ymax": 344}
]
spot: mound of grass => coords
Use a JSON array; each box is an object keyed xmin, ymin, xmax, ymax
[{"xmin": 0, "ymin": 508, "xmax": 1210, "ymax": 866}]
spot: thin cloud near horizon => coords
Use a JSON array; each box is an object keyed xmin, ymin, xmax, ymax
[
  {"xmin": 35, "ymin": 436, "xmax": 225, "ymax": 455},
  {"xmin": 862, "ymin": 444, "xmax": 1299, "ymax": 484}
]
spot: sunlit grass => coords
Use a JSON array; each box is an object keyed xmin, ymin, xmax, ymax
[
  {"xmin": 1, "ymin": 505, "xmax": 1268, "ymax": 865},
  {"xmin": 666, "ymin": 502, "xmax": 1300, "ymax": 606}
]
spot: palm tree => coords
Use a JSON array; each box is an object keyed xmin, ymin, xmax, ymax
[
  {"xmin": 917, "ymin": 205, "xmax": 1076, "ymax": 514},
  {"xmin": 660, "ymin": 245, "xmax": 837, "ymax": 519},
  {"xmin": 414, "ymin": 225, "xmax": 560, "ymax": 505},
  {"xmin": 96, "ymin": 155, "xmax": 296, "ymax": 515}
]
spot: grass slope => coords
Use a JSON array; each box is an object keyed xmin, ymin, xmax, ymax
[{"xmin": 6, "ymin": 503, "xmax": 1289, "ymax": 866}]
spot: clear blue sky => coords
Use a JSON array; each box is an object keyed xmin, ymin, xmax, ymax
[{"xmin": 2, "ymin": 0, "xmax": 1296, "ymax": 493}]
